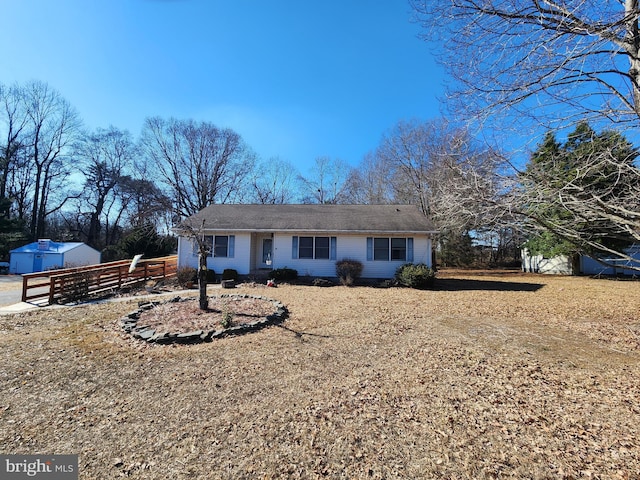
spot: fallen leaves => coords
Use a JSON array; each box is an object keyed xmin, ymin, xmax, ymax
[{"xmin": 0, "ymin": 272, "xmax": 639, "ymax": 478}]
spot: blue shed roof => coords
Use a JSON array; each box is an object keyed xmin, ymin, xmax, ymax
[{"xmin": 10, "ymin": 241, "xmax": 87, "ymax": 254}]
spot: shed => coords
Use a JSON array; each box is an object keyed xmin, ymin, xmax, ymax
[{"xmin": 9, "ymin": 239, "xmax": 101, "ymax": 274}]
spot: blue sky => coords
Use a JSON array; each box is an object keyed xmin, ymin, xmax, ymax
[{"xmin": 1, "ymin": 0, "xmax": 444, "ymax": 174}]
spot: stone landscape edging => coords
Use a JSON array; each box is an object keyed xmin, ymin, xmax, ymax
[{"xmin": 120, "ymin": 293, "xmax": 288, "ymax": 344}]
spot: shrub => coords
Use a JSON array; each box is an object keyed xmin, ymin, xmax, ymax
[
  {"xmin": 221, "ymin": 268, "xmax": 238, "ymax": 281},
  {"xmin": 176, "ymin": 266, "xmax": 198, "ymax": 287},
  {"xmin": 395, "ymin": 263, "xmax": 436, "ymax": 290},
  {"xmin": 335, "ymin": 259, "xmax": 363, "ymax": 286},
  {"xmin": 268, "ymin": 267, "xmax": 298, "ymax": 282},
  {"xmin": 205, "ymin": 268, "xmax": 217, "ymax": 283}
]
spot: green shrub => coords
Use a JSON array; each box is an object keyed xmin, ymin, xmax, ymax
[
  {"xmin": 205, "ymin": 268, "xmax": 217, "ymax": 283},
  {"xmin": 176, "ymin": 266, "xmax": 198, "ymax": 287},
  {"xmin": 221, "ymin": 268, "xmax": 238, "ymax": 281},
  {"xmin": 335, "ymin": 259, "xmax": 363, "ymax": 286},
  {"xmin": 268, "ymin": 267, "xmax": 298, "ymax": 282},
  {"xmin": 395, "ymin": 263, "xmax": 436, "ymax": 290}
]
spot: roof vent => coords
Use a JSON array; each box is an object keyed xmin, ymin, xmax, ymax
[{"xmin": 37, "ymin": 239, "xmax": 51, "ymax": 251}]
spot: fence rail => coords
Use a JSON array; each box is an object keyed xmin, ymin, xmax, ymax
[{"xmin": 21, "ymin": 255, "xmax": 178, "ymax": 305}]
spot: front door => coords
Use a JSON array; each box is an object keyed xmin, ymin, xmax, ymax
[{"xmin": 261, "ymin": 238, "xmax": 273, "ymax": 268}]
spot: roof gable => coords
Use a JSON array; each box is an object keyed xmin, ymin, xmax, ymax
[{"xmin": 179, "ymin": 204, "xmax": 436, "ymax": 234}]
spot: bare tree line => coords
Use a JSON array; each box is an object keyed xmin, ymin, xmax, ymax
[{"xmin": 1, "ymin": 78, "xmax": 519, "ymax": 265}]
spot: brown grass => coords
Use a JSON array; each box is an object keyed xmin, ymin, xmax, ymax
[{"xmin": 1, "ymin": 270, "xmax": 639, "ymax": 479}]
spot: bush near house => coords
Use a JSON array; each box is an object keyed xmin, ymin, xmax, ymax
[
  {"xmin": 221, "ymin": 269, "xmax": 238, "ymax": 281},
  {"xmin": 335, "ymin": 259, "xmax": 363, "ymax": 286},
  {"xmin": 176, "ymin": 266, "xmax": 198, "ymax": 287},
  {"xmin": 268, "ymin": 267, "xmax": 298, "ymax": 282},
  {"xmin": 206, "ymin": 268, "xmax": 217, "ymax": 283},
  {"xmin": 395, "ymin": 263, "xmax": 436, "ymax": 290}
]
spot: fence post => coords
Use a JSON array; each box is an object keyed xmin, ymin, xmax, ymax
[
  {"xmin": 21, "ymin": 276, "xmax": 28, "ymax": 303},
  {"xmin": 49, "ymin": 276, "xmax": 57, "ymax": 305}
]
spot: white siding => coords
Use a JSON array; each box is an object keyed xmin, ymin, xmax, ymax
[
  {"xmin": 273, "ymin": 233, "xmax": 433, "ymax": 279},
  {"xmin": 521, "ymin": 250, "xmax": 573, "ymax": 275},
  {"xmin": 178, "ymin": 233, "xmax": 252, "ymax": 275},
  {"xmin": 62, "ymin": 245, "xmax": 100, "ymax": 267}
]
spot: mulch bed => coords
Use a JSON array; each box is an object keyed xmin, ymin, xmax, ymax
[{"xmin": 137, "ymin": 296, "xmax": 277, "ymax": 333}]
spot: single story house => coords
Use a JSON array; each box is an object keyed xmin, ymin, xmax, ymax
[
  {"xmin": 175, "ymin": 204, "xmax": 437, "ymax": 280},
  {"xmin": 10, "ymin": 239, "xmax": 101, "ymax": 274}
]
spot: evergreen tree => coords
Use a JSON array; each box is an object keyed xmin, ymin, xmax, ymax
[
  {"xmin": 0, "ymin": 197, "xmax": 26, "ymax": 261},
  {"xmin": 522, "ymin": 123, "xmax": 639, "ymax": 259}
]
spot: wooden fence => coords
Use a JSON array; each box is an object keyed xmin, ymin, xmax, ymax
[{"xmin": 21, "ymin": 255, "xmax": 178, "ymax": 305}]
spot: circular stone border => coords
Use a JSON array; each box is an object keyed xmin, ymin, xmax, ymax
[{"xmin": 120, "ymin": 294, "xmax": 288, "ymax": 344}]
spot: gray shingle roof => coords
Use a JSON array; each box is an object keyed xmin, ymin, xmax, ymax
[{"xmin": 178, "ymin": 204, "xmax": 437, "ymax": 234}]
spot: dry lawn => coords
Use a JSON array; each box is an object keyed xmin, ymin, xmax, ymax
[{"xmin": 0, "ymin": 270, "xmax": 639, "ymax": 479}]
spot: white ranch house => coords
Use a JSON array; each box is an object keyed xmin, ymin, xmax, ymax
[{"xmin": 175, "ymin": 204, "xmax": 437, "ymax": 280}]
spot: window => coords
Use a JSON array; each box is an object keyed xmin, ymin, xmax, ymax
[
  {"xmin": 391, "ymin": 238, "xmax": 407, "ymax": 261},
  {"xmin": 374, "ymin": 238, "xmax": 389, "ymax": 261},
  {"xmin": 214, "ymin": 235, "xmax": 229, "ymax": 257},
  {"xmin": 292, "ymin": 236, "xmax": 336, "ymax": 260},
  {"xmin": 315, "ymin": 237, "xmax": 330, "ymax": 259},
  {"xmin": 192, "ymin": 235, "xmax": 234, "ymax": 258},
  {"xmin": 367, "ymin": 237, "xmax": 414, "ymax": 262},
  {"xmin": 299, "ymin": 237, "xmax": 314, "ymax": 259}
]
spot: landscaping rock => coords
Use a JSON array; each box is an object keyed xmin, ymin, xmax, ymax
[{"xmin": 121, "ymin": 294, "xmax": 288, "ymax": 345}]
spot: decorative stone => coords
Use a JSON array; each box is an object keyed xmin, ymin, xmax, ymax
[
  {"xmin": 121, "ymin": 294, "xmax": 288, "ymax": 345},
  {"xmin": 133, "ymin": 329, "xmax": 155, "ymax": 340}
]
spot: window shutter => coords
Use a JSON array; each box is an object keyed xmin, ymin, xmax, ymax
[
  {"xmin": 292, "ymin": 236, "xmax": 298, "ymax": 259},
  {"xmin": 366, "ymin": 237, "xmax": 373, "ymax": 261},
  {"xmin": 228, "ymin": 235, "xmax": 235, "ymax": 258},
  {"xmin": 330, "ymin": 237, "xmax": 337, "ymax": 260},
  {"xmin": 407, "ymin": 237, "xmax": 414, "ymax": 263}
]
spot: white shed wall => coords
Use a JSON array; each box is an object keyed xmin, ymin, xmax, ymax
[{"xmin": 63, "ymin": 245, "xmax": 101, "ymax": 267}]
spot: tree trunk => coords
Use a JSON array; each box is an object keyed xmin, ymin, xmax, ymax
[{"xmin": 198, "ymin": 250, "xmax": 208, "ymax": 310}]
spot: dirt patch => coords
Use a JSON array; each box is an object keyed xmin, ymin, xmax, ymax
[{"xmin": 1, "ymin": 271, "xmax": 639, "ymax": 479}]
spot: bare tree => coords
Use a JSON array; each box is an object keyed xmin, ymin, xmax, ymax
[
  {"xmin": 249, "ymin": 157, "xmax": 299, "ymax": 204},
  {"xmin": 375, "ymin": 119, "xmax": 505, "ymax": 232},
  {"xmin": 141, "ymin": 117, "xmax": 255, "ymax": 219},
  {"xmin": 23, "ymin": 81, "xmax": 81, "ymax": 239},
  {"xmin": 298, "ymin": 156, "xmax": 351, "ymax": 204},
  {"xmin": 76, "ymin": 127, "xmax": 135, "ymax": 248},
  {"xmin": 411, "ymin": 0, "xmax": 640, "ymax": 134},
  {"xmin": 0, "ymin": 82, "xmax": 29, "ymax": 200},
  {"xmin": 342, "ymin": 152, "xmax": 395, "ymax": 204}
]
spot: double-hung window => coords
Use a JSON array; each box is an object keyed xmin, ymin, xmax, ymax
[
  {"xmin": 192, "ymin": 235, "xmax": 235, "ymax": 258},
  {"xmin": 292, "ymin": 236, "xmax": 336, "ymax": 260},
  {"xmin": 214, "ymin": 235, "xmax": 235, "ymax": 257},
  {"xmin": 367, "ymin": 237, "xmax": 414, "ymax": 262}
]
